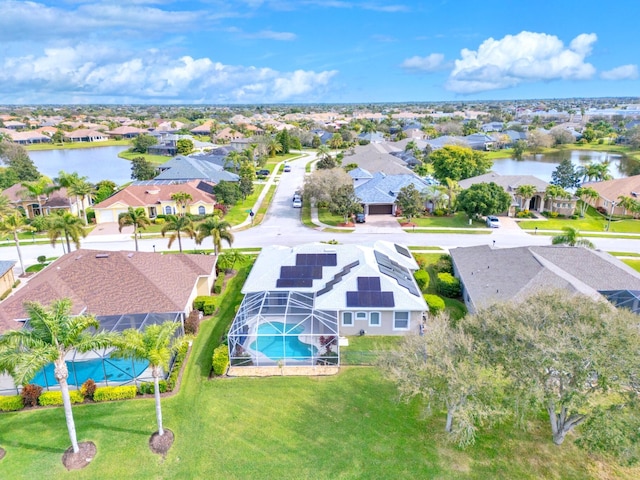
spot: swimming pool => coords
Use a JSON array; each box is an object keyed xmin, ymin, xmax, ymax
[
  {"xmin": 31, "ymin": 357, "xmax": 150, "ymax": 388},
  {"xmin": 250, "ymin": 322, "xmax": 318, "ymax": 361}
]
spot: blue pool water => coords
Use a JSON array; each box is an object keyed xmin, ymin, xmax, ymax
[
  {"xmin": 31, "ymin": 357, "xmax": 150, "ymax": 388},
  {"xmin": 250, "ymin": 322, "xmax": 318, "ymax": 360}
]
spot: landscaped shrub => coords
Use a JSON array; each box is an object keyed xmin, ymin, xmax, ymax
[
  {"xmin": 137, "ymin": 380, "xmax": 168, "ymax": 395},
  {"xmin": 38, "ymin": 390, "xmax": 84, "ymax": 406},
  {"xmin": 0, "ymin": 395, "xmax": 24, "ymax": 412},
  {"xmin": 414, "ymin": 269, "xmax": 430, "ymax": 292},
  {"xmin": 212, "ymin": 344, "xmax": 229, "ymax": 376},
  {"xmin": 81, "ymin": 379, "xmax": 97, "ymax": 400},
  {"xmin": 433, "ymin": 208, "xmax": 445, "ymax": 216},
  {"xmin": 434, "ymin": 254, "xmax": 453, "ymax": 274},
  {"xmin": 212, "ymin": 274, "xmax": 225, "ymax": 295},
  {"xmin": 436, "ymin": 272, "xmax": 461, "ymax": 298},
  {"xmin": 184, "ymin": 310, "xmax": 201, "ymax": 335},
  {"xmin": 166, "ymin": 339, "xmax": 190, "ymax": 391},
  {"xmin": 424, "ymin": 294, "xmax": 446, "ymax": 315},
  {"xmin": 93, "ymin": 385, "xmax": 137, "ymax": 402},
  {"xmin": 193, "ymin": 296, "xmax": 216, "ymax": 315},
  {"xmin": 154, "ymin": 217, "xmax": 165, "ymax": 225},
  {"xmin": 21, "ymin": 384, "xmax": 43, "ymax": 407}
]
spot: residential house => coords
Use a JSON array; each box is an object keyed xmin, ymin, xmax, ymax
[
  {"xmin": 190, "ymin": 120, "xmax": 215, "ymax": 135},
  {"xmin": 1, "ymin": 184, "xmax": 89, "ymax": 219},
  {"xmin": 3, "ymin": 120, "xmax": 26, "ymax": 130},
  {"xmin": 358, "ymin": 132, "xmax": 386, "ymax": 144},
  {"xmin": 481, "ymin": 122, "xmax": 504, "ymax": 132},
  {"xmin": 355, "ymin": 172, "xmax": 430, "ymax": 215},
  {"xmin": 450, "ymin": 245, "xmax": 640, "ymax": 313},
  {"xmin": 92, "ymin": 179, "xmax": 217, "ymax": 223},
  {"xmin": 154, "ymin": 155, "xmax": 240, "ymax": 184},
  {"xmin": 105, "ymin": 126, "xmax": 146, "ymax": 138},
  {"xmin": 0, "ymin": 261, "xmax": 16, "ymax": 297},
  {"xmin": 215, "ymin": 127, "xmax": 244, "ymax": 143},
  {"xmin": 463, "ymin": 133, "xmax": 495, "ymax": 150},
  {"xmin": 226, "ymin": 241, "xmax": 427, "ymax": 373},
  {"xmin": 6, "ymin": 131, "xmax": 51, "ymax": 145},
  {"xmin": 348, "ymin": 167, "xmax": 374, "ymax": 189},
  {"xmin": 64, "ymin": 129, "xmax": 109, "ymax": 143},
  {"xmin": 581, "ymin": 175, "xmax": 640, "ymax": 216},
  {"xmin": 341, "ymin": 143, "xmax": 414, "ymax": 176}
]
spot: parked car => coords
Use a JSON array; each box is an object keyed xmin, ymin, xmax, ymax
[
  {"xmin": 257, "ymin": 169, "xmax": 270, "ymax": 176},
  {"xmin": 355, "ymin": 213, "xmax": 366, "ymax": 223},
  {"xmin": 486, "ymin": 215, "xmax": 501, "ymax": 228},
  {"xmin": 292, "ymin": 198, "xmax": 302, "ymax": 208},
  {"xmin": 283, "ymin": 164, "xmax": 291, "ymax": 172}
]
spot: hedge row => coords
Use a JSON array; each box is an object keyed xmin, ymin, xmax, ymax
[
  {"xmin": 39, "ymin": 390, "xmax": 84, "ymax": 406},
  {"xmin": 414, "ymin": 270, "xmax": 430, "ymax": 292},
  {"xmin": 436, "ymin": 272, "xmax": 461, "ymax": 298},
  {"xmin": 0, "ymin": 395, "xmax": 24, "ymax": 412},
  {"xmin": 423, "ymin": 294, "xmax": 446, "ymax": 315},
  {"xmin": 138, "ymin": 380, "xmax": 168, "ymax": 395},
  {"xmin": 213, "ymin": 274, "xmax": 225, "ymax": 295},
  {"xmin": 193, "ymin": 296, "xmax": 217, "ymax": 315},
  {"xmin": 166, "ymin": 340, "xmax": 190, "ymax": 391},
  {"xmin": 93, "ymin": 385, "xmax": 137, "ymax": 402},
  {"xmin": 212, "ymin": 344, "xmax": 229, "ymax": 376}
]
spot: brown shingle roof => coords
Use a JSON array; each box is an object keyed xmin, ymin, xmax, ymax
[
  {"xmin": 582, "ymin": 175, "xmax": 640, "ymax": 203},
  {"xmin": 0, "ymin": 249, "xmax": 216, "ymax": 333},
  {"xmin": 93, "ymin": 180, "xmax": 216, "ymax": 209}
]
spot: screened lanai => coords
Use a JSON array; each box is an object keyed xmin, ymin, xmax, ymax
[
  {"xmin": 228, "ymin": 291, "xmax": 339, "ymax": 369},
  {"xmin": 601, "ymin": 289, "xmax": 640, "ymax": 315},
  {"xmin": 0, "ymin": 312, "xmax": 183, "ymax": 395}
]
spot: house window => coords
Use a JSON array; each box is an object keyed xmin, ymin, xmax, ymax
[
  {"xmin": 164, "ymin": 206, "xmax": 172, "ymax": 215},
  {"xmin": 198, "ymin": 206, "xmax": 206, "ymax": 215},
  {"xmin": 369, "ymin": 312, "xmax": 381, "ymax": 327},
  {"xmin": 355, "ymin": 312, "xmax": 367, "ymax": 321},
  {"xmin": 342, "ymin": 312, "xmax": 353, "ymax": 326},
  {"xmin": 394, "ymin": 311, "xmax": 410, "ymax": 330}
]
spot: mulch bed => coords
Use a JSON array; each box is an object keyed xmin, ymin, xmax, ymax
[
  {"xmin": 338, "ymin": 222, "xmax": 355, "ymax": 227},
  {"xmin": 62, "ymin": 441, "xmax": 96, "ymax": 470},
  {"xmin": 400, "ymin": 222, "xmax": 417, "ymax": 227},
  {"xmin": 0, "ymin": 447, "xmax": 6, "ymax": 460},
  {"xmin": 149, "ymin": 429, "xmax": 174, "ymax": 456}
]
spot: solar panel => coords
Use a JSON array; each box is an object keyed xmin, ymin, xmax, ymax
[
  {"xmin": 280, "ymin": 265, "xmax": 323, "ymax": 279},
  {"xmin": 296, "ymin": 253, "xmax": 337, "ymax": 266},
  {"xmin": 357, "ymin": 277, "xmax": 381, "ymax": 291},
  {"xmin": 394, "ymin": 244, "xmax": 412, "ymax": 258},
  {"xmin": 346, "ymin": 291, "xmax": 395, "ymax": 307},
  {"xmin": 375, "ymin": 251, "xmax": 421, "ymax": 296}
]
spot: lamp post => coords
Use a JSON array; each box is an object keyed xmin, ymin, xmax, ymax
[
  {"xmin": 606, "ymin": 201, "xmax": 616, "ymax": 232},
  {"xmin": 153, "ymin": 244, "xmax": 156, "ymax": 253}
]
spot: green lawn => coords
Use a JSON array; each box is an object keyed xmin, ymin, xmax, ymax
[
  {"xmin": 318, "ymin": 207, "xmax": 345, "ymax": 226},
  {"xmin": 517, "ymin": 206, "xmax": 640, "ymax": 233},
  {"xmin": 118, "ymin": 150, "xmax": 172, "ymax": 164},
  {"xmin": 623, "ymin": 259, "xmax": 640, "ymax": 273},
  {"xmin": 407, "ymin": 213, "xmax": 486, "ymax": 228},
  {"xmin": 24, "ymin": 140, "xmax": 131, "ymax": 151},
  {"xmin": 222, "ymin": 184, "xmax": 266, "ymax": 225},
  {"xmin": 1, "ymin": 264, "xmax": 639, "ymax": 479}
]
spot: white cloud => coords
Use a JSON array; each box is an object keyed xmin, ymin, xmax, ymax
[
  {"xmin": 241, "ymin": 30, "xmax": 297, "ymax": 41},
  {"xmin": 400, "ymin": 53, "xmax": 445, "ymax": 72},
  {"xmin": 446, "ymin": 31, "xmax": 597, "ymax": 94},
  {"xmin": 0, "ymin": 46, "xmax": 338, "ymax": 103},
  {"xmin": 601, "ymin": 64, "xmax": 639, "ymax": 81}
]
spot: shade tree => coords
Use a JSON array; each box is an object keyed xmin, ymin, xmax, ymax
[
  {"xmin": 455, "ymin": 182, "xmax": 511, "ymax": 219},
  {"xmin": 430, "ymin": 146, "xmax": 492, "ymax": 182},
  {"xmin": 395, "ymin": 184, "xmax": 423, "ymax": 221}
]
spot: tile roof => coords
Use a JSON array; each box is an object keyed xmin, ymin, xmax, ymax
[
  {"xmin": 458, "ymin": 172, "xmax": 549, "ymax": 192},
  {"xmin": 582, "ymin": 175, "xmax": 640, "ymax": 203},
  {"xmin": 93, "ymin": 179, "xmax": 216, "ymax": 209},
  {"xmin": 154, "ymin": 156, "xmax": 239, "ymax": 183},
  {"xmin": 342, "ymin": 144, "xmax": 414, "ymax": 175},
  {"xmin": 0, "ymin": 249, "xmax": 216, "ymax": 333},
  {"xmin": 355, "ymin": 172, "xmax": 429, "ymax": 204}
]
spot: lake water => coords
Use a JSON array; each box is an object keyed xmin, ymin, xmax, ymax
[
  {"xmin": 491, "ymin": 150, "xmax": 640, "ymax": 183},
  {"xmin": 28, "ymin": 146, "xmax": 132, "ymax": 185}
]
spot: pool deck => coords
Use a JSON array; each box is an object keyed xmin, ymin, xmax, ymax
[{"xmin": 227, "ymin": 365, "xmax": 339, "ymax": 377}]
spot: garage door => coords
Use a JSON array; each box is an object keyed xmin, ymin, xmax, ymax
[
  {"xmin": 368, "ymin": 204, "xmax": 393, "ymax": 215},
  {"xmin": 99, "ymin": 210, "xmax": 114, "ymax": 223}
]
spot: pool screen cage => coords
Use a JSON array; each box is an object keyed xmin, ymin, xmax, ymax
[
  {"xmin": 228, "ymin": 291, "xmax": 339, "ymax": 368},
  {"xmin": 3, "ymin": 311, "xmax": 184, "ymax": 394},
  {"xmin": 601, "ymin": 289, "xmax": 640, "ymax": 315}
]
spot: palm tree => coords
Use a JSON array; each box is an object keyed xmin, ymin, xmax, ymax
[
  {"xmin": 20, "ymin": 177, "xmax": 54, "ymax": 217},
  {"xmin": 161, "ymin": 214, "xmax": 196, "ymax": 253},
  {"xmin": 0, "ymin": 193, "xmax": 14, "ymax": 220},
  {"xmin": 111, "ymin": 322, "xmax": 179, "ymax": 438},
  {"xmin": 421, "ymin": 185, "xmax": 447, "ymax": 212},
  {"xmin": 544, "ymin": 185, "xmax": 570, "ymax": 214},
  {"xmin": 616, "ymin": 195, "xmax": 638, "ymax": 217},
  {"xmin": 217, "ymin": 249, "xmax": 247, "ymax": 273},
  {"xmin": 442, "ymin": 178, "xmax": 461, "ymax": 213},
  {"xmin": 0, "ymin": 211, "xmax": 33, "ymax": 274},
  {"xmin": 118, "ymin": 207, "xmax": 151, "ymax": 251},
  {"xmin": 197, "ymin": 216, "xmax": 234, "ymax": 255},
  {"xmin": 67, "ymin": 179, "xmax": 95, "ymax": 225},
  {"xmin": 267, "ymin": 138, "xmax": 282, "ymax": 158},
  {"xmin": 551, "ymin": 226, "xmax": 595, "ymax": 249},
  {"xmin": 0, "ymin": 298, "xmax": 114, "ymax": 454},
  {"xmin": 48, "ymin": 211, "xmax": 86, "ymax": 253},
  {"xmin": 170, "ymin": 192, "xmax": 193, "ymax": 217},
  {"xmin": 514, "ymin": 184, "xmax": 536, "ymax": 211},
  {"xmin": 575, "ymin": 186, "xmax": 600, "ymax": 217}
]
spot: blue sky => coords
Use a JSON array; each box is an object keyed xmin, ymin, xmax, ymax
[{"xmin": 1, "ymin": 0, "xmax": 639, "ymax": 104}]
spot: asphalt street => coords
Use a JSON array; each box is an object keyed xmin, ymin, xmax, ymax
[{"xmin": 2, "ymin": 154, "xmax": 640, "ymax": 270}]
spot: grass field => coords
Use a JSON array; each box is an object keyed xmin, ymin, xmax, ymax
[
  {"xmin": 24, "ymin": 140, "xmax": 131, "ymax": 151},
  {"xmin": 118, "ymin": 149, "xmax": 173, "ymax": 164},
  {"xmin": 407, "ymin": 213, "xmax": 486, "ymax": 229},
  {"xmin": 1, "ymin": 264, "xmax": 638, "ymax": 479}
]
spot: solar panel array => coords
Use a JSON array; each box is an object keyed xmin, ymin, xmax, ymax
[
  {"xmin": 317, "ymin": 260, "xmax": 360, "ymax": 296},
  {"xmin": 276, "ymin": 253, "xmax": 338, "ymax": 289},
  {"xmin": 346, "ymin": 276, "xmax": 395, "ymax": 307},
  {"xmin": 394, "ymin": 244, "xmax": 412, "ymax": 259},
  {"xmin": 374, "ymin": 251, "xmax": 421, "ymax": 297}
]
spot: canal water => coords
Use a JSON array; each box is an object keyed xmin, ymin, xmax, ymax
[
  {"xmin": 27, "ymin": 146, "xmax": 132, "ymax": 185},
  {"xmin": 491, "ymin": 150, "xmax": 638, "ymax": 183}
]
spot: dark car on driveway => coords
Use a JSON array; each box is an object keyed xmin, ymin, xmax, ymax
[
  {"xmin": 355, "ymin": 213, "xmax": 366, "ymax": 223},
  {"xmin": 257, "ymin": 169, "xmax": 270, "ymax": 176}
]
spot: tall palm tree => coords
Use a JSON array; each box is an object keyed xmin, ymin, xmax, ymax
[
  {"xmin": 0, "ymin": 193, "xmax": 14, "ymax": 220},
  {"xmin": 421, "ymin": 185, "xmax": 447, "ymax": 212},
  {"xmin": 551, "ymin": 226, "xmax": 595, "ymax": 249},
  {"xmin": 197, "ymin": 215, "xmax": 234, "ymax": 255},
  {"xmin": 616, "ymin": 195, "xmax": 638, "ymax": 217},
  {"xmin": 544, "ymin": 185, "xmax": 570, "ymax": 214},
  {"xmin": 442, "ymin": 178, "xmax": 461, "ymax": 213},
  {"xmin": 20, "ymin": 177, "xmax": 54, "ymax": 217},
  {"xmin": 111, "ymin": 322, "xmax": 179, "ymax": 438},
  {"xmin": 0, "ymin": 211, "xmax": 33, "ymax": 274},
  {"xmin": 170, "ymin": 192, "xmax": 193, "ymax": 217},
  {"xmin": 48, "ymin": 211, "xmax": 86, "ymax": 253},
  {"xmin": 514, "ymin": 184, "xmax": 536, "ymax": 211},
  {"xmin": 67, "ymin": 179, "xmax": 95, "ymax": 225},
  {"xmin": 316, "ymin": 145, "xmax": 331, "ymax": 161},
  {"xmin": 267, "ymin": 138, "xmax": 282, "ymax": 158},
  {"xmin": 161, "ymin": 214, "xmax": 196, "ymax": 253},
  {"xmin": 575, "ymin": 186, "xmax": 600, "ymax": 217},
  {"xmin": 118, "ymin": 207, "xmax": 151, "ymax": 251},
  {"xmin": 0, "ymin": 298, "xmax": 114, "ymax": 454}
]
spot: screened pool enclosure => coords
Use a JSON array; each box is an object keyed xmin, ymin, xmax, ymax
[
  {"xmin": 0, "ymin": 312, "xmax": 183, "ymax": 395},
  {"xmin": 228, "ymin": 291, "xmax": 339, "ymax": 368}
]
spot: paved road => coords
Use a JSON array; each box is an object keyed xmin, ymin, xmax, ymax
[{"xmin": 3, "ymin": 155, "xmax": 640, "ymax": 270}]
